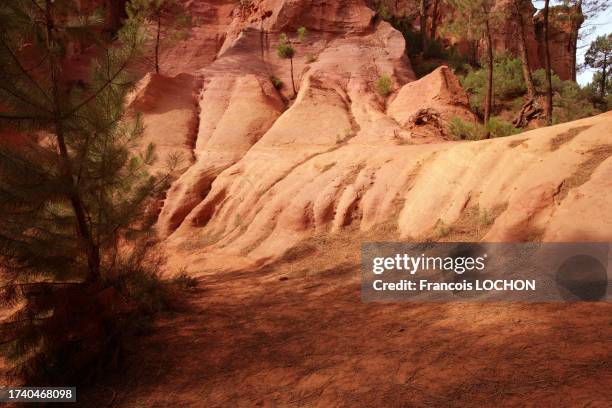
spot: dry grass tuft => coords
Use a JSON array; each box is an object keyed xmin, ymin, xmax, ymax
[
  {"xmin": 556, "ymin": 144, "xmax": 612, "ymax": 202},
  {"xmin": 549, "ymin": 125, "xmax": 591, "ymax": 151}
]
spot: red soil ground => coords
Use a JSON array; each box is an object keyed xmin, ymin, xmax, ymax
[{"xmin": 78, "ymin": 232, "xmax": 612, "ymax": 407}]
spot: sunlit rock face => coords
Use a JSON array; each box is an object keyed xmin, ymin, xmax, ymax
[{"xmin": 86, "ymin": 0, "xmax": 610, "ymax": 272}]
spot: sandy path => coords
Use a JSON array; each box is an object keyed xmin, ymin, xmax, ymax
[{"xmin": 79, "ymin": 235, "xmax": 612, "ymax": 407}]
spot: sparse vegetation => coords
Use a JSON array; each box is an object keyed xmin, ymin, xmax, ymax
[
  {"xmin": 460, "ymin": 54, "xmax": 526, "ymax": 116},
  {"xmin": 375, "ymin": 3, "xmax": 392, "ymax": 21},
  {"xmin": 277, "ymin": 33, "xmax": 297, "ymax": 95},
  {"xmin": 448, "ymin": 117, "xmax": 486, "ymax": 140},
  {"xmin": 171, "ymin": 269, "xmax": 199, "ymax": 289},
  {"xmin": 480, "ymin": 209, "xmax": 495, "ymax": 227},
  {"xmin": 335, "ymin": 128, "xmax": 352, "ymax": 144},
  {"xmin": 297, "ymin": 26, "xmax": 307, "ymax": 42},
  {"xmin": 447, "ymin": 0, "xmax": 500, "ymax": 125},
  {"xmin": 376, "ymin": 74, "xmax": 393, "ymax": 96},
  {"xmin": 448, "ymin": 116, "xmax": 518, "ymax": 140},
  {"xmin": 306, "ymin": 52, "xmax": 317, "ymax": 63},
  {"xmin": 414, "ymin": 60, "xmax": 442, "ymax": 78},
  {"xmin": 372, "ymin": 0, "xmax": 610, "ymax": 134},
  {"xmin": 457, "ymin": 54, "xmax": 608, "ymax": 124},
  {"xmin": 549, "ymin": 126, "xmax": 591, "ymax": 151},
  {"xmin": 128, "ymin": 0, "xmax": 193, "ymax": 74},
  {"xmin": 434, "ymin": 220, "xmax": 450, "ymax": 239},
  {"xmin": 270, "ymin": 76, "xmax": 283, "ymax": 90},
  {"xmin": 486, "ymin": 116, "xmax": 520, "ymax": 138}
]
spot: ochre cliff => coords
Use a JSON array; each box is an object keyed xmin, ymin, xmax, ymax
[
  {"xmin": 111, "ymin": 0, "xmax": 612, "ymax": 273},
  {"xmin": 368, "ymin": 0, "xmax": 581, "ymax": 81}
]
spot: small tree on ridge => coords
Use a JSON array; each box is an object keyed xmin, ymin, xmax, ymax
[{"xmin": 277, "ymin": 33, "xmax": 297, "ymax": 95}]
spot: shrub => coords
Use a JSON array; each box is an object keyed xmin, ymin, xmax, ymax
[
  {"xmin": 335, "ymin": 128, "xmax": 352, "ymax": 144},
  {"xmin": 493, "ymin": 54, "xmax": 526, "ymax": 99},
  {"xmin": 447, "ymin": 116, "xmax": 517, "ymax": 140},
  {"xmin": 376, "ymin": 3, "xmax": 392, "ymax": 21},
  {"xmin": 423, "ymin": 39, "xmax": 447, "ymax": 59},
  {"xmin": 486, "ymin": 116, "xmax": 519, "ymax": 138},
  {"xmin": 171, "ymin": 269, "xmax": 199, "ymax": 290},
  {"xmin": 434, "ymin": 220, "xmax": 450, "ymax": 238},
  {"xmin": 376, "ymin": 74, "xmax": 393, "ymax": 96},
  {"xmin": 414, "ymin": 61, "xmax": 442, "ymax": 78},
  {"xmin": 553, "ymin": 81, "xmax": 591, "ymax": 123},
  {"xmin": 532, "ymin": 70, "xmax": 604, "ymax": 122},
  {"xmin": 460, "ymin": 69, "xmax": 486, "ymax": 116},
  {"xmin": 532, "ymin": 68, "xmax": 563, "ymax": 94},
  {"xmin": 270, "ymin": 76, "xmax": 283, "ymax": 90},
  {"xmin": 399, "ymin": 25, "xmax": 423, "ymax": 57},
  {"xmin": 448, "ymin": 117, "xmax": 486, "ymax": 140},
  {"xmin": 460, "ymin": 53, "xmax": 527, "ymax": 116},
  {"xmin": 511, "ymin": 97, "xmax": 525, "ymax": 111},
  {"xmin": 305, "ymin": 52, "xmax": 317, "ymax": 63},
  {"xmin": 0, "ymin": 242, "xmax": 181, "ymax": 385},
  {"xmin": 297, "ymin": 26, "xmax": 307, "ymax": 42},
  {"xmin": 448, "ymin": 47, "xmax": 471, "ymax": 76},
  {"xmin": 481, "ymin": 209, "xmax": 495, "ymax": 227}
]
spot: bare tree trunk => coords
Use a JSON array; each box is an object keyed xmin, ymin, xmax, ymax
[
  {"xmin": 420, "ymin": 0, "xmax": 428, "ymax": 52},
  {"xmin": 290, "ymin": 57, "xmax": 296, "ymax": 95},
  {"xmin": 543, "ymin": 0, "xmax": 553, "ymax": 125},
  {"xmin": 483, "ymin": 11, "xmax": 494, "ymax": 131},
  {"xmin": 155, "ymin": 14, "xmax": 161, "ymax": 74},
  {"xmin": 514, "ymin": 1, "xmax": 536, "ymax": 99},
  {"xmin": 45, "ymin": 0, "xmax": 100, "ymax": 281}
]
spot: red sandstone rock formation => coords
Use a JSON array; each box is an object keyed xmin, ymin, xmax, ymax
[
  {"xmin": 32, "ymin": 0, "xmax": 610, "ymax": 271},
  {"xmin": 369, "ymin": 0, "xmax": 581, "ymax": 80},
  {"xmin": 489, "ymin": 0, "xmax": 581, "ymax": 81},
  {"xmin": 110, "ymin": 0, "xmax": 609, "ymax": 273}
]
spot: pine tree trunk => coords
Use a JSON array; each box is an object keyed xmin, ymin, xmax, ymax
[
  {"xmin": 543, "ymin": 0, "xmax": 553, "ymax": 126},
  {"xmin": 290, "ymin": 57, "xmax": 296, "ymax": 95},
  {"xmin": 420, "ymin": 0, "xmax": 428, "ymax": 52},
  {"xmin": 601, "ymin": 54, "xmax": 608, "ymax": 98},
  {"xmin": 431, "ymin": 0, "xmax": 440, "ymax": 40},
  {"xmin": 45, "ymin": 0, "xmax": 100, "ymax": 282},
  {"xmin": 155, "ymin": 14, "xmax": 161, "ymax": 74},
  {"xmin": 569, "ymin": 0, "xmax": 583, "ymax": 82},
  {"xmin": 483, "ymin": 12, "xmax": 494, "ymax": 132},
  {"xmin": 515, "ymin": 1, "xmax": 536, "ymax": 99}
]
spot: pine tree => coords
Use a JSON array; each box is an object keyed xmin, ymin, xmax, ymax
[
  {"xmin": 511, "ymin": 0, "xmax": 536, "ymax": 100},
  {"xmin": 447, "ymin": 0, "xmax": 500, "ymax": 131},
  {"xmin": 419, "ymin": 0, "xmax": 428, "ymax": 52},
  {"xmin": 543, "ymin": 0, "xmax": 554, "ymax": 126},
  {"xmin": 585, "ymin": 33, "xmax": 612, "ymax": 98},
  {"xmin": 277, "ymin": 33, "xmax": 297, "ymax": 96},
  {"xmin": 127, "ymin": 0, "xmax": 192, "ymax": 75},
  {"xmin": 0, "ymin": 0, "xmax": 168, "ymax": 382}
]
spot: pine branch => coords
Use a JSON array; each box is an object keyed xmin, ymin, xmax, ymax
[
  {"xmin": 0, "ymin": 36, "xmax": 53, "ymax": 105},
  {"xmin": 0, "ymin": 85, "xmax": 51, "ymax": 116},
  {"xmin": 0, "ymin": 113, "xmax": 43, "ymax": 121},
  {"xmin": 29, "ymin": 0, "xmax": 46, "ymax": 15},
  {"xmin": 62, "ymin": 40, "xmax": 139, "ymax": 119}
]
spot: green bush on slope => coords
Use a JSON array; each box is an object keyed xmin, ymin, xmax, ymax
[
  {"xmin": 448, "ymin": 116, "xmax": 519, "ymax": 140},
  {"xmin": 459, "ymin": 54, "xmax": 606, "ymax": 122}
]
